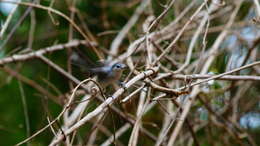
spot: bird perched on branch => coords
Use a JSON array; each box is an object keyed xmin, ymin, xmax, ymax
[{"xmin": 70, "ymin": 48, "xmax": 127, "ymax": 88}]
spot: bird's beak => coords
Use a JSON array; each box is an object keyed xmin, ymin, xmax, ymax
[{"xmin": 121, "ymin": 64, "xmax": 127, "ymax": 69}]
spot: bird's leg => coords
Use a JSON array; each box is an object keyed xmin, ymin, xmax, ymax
[{"xmin": 118, "ymin": 81, "xmax": 126, "ymax": 90}]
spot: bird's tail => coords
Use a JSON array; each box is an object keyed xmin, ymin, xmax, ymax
[{"xmin": 70, "ymin": 47, "xmax": 97, "ymax": 69}]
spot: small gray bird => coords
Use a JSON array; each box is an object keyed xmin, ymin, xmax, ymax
[
  {"xmin": 70, "ymin": 50, "xmax": 127, "ymax": 88},
  {"xmin": 89, "ymin": 62, "xmax": 126, "ymax": 87}
]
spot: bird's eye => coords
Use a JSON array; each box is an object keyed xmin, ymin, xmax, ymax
[
  {"xmin": 116, "ymin": 64, "xmax": 121, "ymax": 68},
  {"xmin": 113, "ymin": 63, "xmax": 126, "ymax": 70}
]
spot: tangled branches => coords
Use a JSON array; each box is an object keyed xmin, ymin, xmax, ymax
[{"xmin": 0, "ymin": 0, "xmax": 259, "ymax": 146}]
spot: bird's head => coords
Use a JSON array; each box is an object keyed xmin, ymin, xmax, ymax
[{"xmin": 111, "ymin": 63, "xmax": 127, "ymax": 72}]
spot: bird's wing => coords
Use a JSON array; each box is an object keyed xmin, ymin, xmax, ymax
[{"xmin": 89, "ymin": 66, "xmax": 111, "ymax": 80}]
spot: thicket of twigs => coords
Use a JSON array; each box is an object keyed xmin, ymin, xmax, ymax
[{"xmin": 0, "ymin": 0, "xmax": 259, "ymax": 145}]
